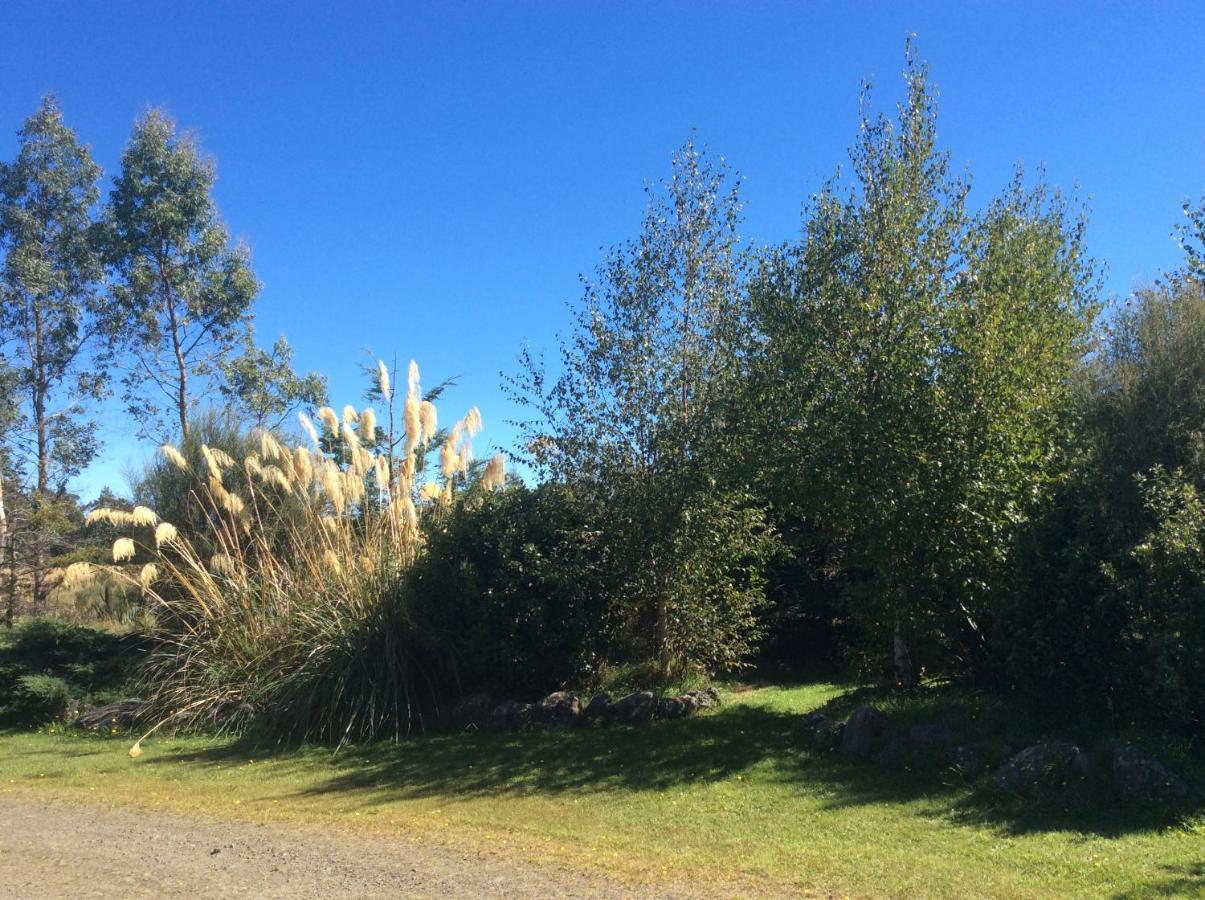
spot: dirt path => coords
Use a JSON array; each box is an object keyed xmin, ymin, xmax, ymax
[{"xmin": 0, "ymin": 796, "xmax": 735, "ymax": 899}]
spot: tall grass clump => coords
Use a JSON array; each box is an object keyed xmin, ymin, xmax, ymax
[{"xmin": 83, "ymin": 360, "xmax": 503, "ymax": 746}]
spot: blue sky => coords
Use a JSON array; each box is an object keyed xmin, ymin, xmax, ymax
[{"xmin": 2, "ymin": 1, "xmax": 1203, "ymax": 499}]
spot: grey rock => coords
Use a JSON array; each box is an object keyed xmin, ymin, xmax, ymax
[
  {"xmin": 608, "ymin": 691, "xmax": 657, "ymax": 724},
  {"xmin": 656, "ymin": 697, "xmax": 688, "ymax": 719},
  {"xmin": 991, "ymin": 742, "xmax": 1081, "ymax": 792},
  {"xmin": 682, "ymin": 689, "xmax": 719, "ymax": 710},
  {"xmin": 1112, "ymin": 746, "xmax": 1190, "ymax": 802},
  {"xmin": 944, "ymin": 744, "xmax": 984, "ymax": 777},
  {"xmin": 909, "ymin": 723, "xmax": 955, "ymax": 747},
  {"xmin": 488, "ymin": 700, "xmax": 533, "ymax": 731},
  {"xmin": 841, "ymin": 707, "xmax": 888, "ymax": 757},
  {"xmin": 875, "ymin": 736, "xmax": 908, "ymax": 768},
  {"xmin": 534, "ymin": 692, "xmax": 581, "ymax": 726},
  {"xmin": 582, "ymin": 693, "xmax": 612, "ymax": 723},
  {"xmin": 74, "ymin": 699, "xmax": 148, "ymax": 732},
  {"xmin": 451, "ymin": 692, "xmax": 494, "ymax": 730}
]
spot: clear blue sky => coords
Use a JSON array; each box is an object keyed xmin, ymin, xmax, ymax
[{"xmin": 2, "ymin": 1, "xmax": 1203, "ymax": 499}]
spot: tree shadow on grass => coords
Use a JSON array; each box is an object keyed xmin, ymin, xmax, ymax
[
  {"xmin": 139, "ymin": 699, "xmax": 1199, "ymax": 839},
  {"xmin": 1112, "ymin": 862, "xmax": 1205, "ymax": 898}
]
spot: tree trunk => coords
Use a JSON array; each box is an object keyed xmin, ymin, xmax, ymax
[{"xmin": 0, "ymin": 473, "xmax": 11, "ymax": 628}]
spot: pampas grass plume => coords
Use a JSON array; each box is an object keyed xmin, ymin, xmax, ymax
[
  {"xmin": 112, "ymin": 538, "xmax": 136, "ymax": 562},
  {"xmin": 160, "ymin": 444, "xmax": 188, "ymax": 471},
  {"xmin": 299, "ymin": 412, "xmax": 320, "ymax": 446},
  {"xmin": 154, "ymin": 522, "xmax": 178, "ymax": 547}
]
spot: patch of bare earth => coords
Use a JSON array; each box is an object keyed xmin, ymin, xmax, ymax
[{"xmin": 0, "ymin": 796, "xmax": 817, "ymax": 899}]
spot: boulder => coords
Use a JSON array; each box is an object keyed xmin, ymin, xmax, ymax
[
  {"xmin": 944, "ymin": 744, "xmax": 984, "ymax": 777},
  {"xmin": 582, "ymin": 693, "xmax": 612, "ymax": 723},
  {"xmin": 488, "ymin": 700, "xmax": 532, "ymax": 731},
  {"xmin": 657, "ymin": 696, "xmax": 688, "ymax": 719},
  {"xmin": 682, "ymin": 689, "xmax": 719, "ymax": 710},
  {"xmin": 841, "ymin": 707, "xmax": 888, "ymax": 757},
  {"xmin": 909, "ymin": 723, "xmax": 955, "ymax": 747},
  {"xmin": 1112, "ymin": 746, "xmax": 1190, "ymax": 802},
  {"xmin": 608, "ymin": 691, "xmax": 657, "ymax": 724},
  {"xmin": 534, "ymin": 692, "xmax": 581, "ymax": 726},
  {"xmin": 991, "ymin": 742, "xmax": 1081, "ymax": 793},
  {"xmin": 875, "ymin": 736, "xmax": 908, "ymax": 768},
  {"xmin": 74, "ymin": 699, "xmax": 148, "ymax": 732},
  {"xmin": 451, "ymin": 692, "xmax": 494, "ymax": 730}
]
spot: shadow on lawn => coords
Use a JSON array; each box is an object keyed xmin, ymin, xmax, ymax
[
  {"xmin": 140, "ymin": 698, "xmax": 1200, "ymax": 839},
  {"xmin": 1113, "ymin": 862, "xmax": 1205, "ymax": 898}
]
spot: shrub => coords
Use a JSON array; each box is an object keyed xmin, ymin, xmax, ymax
[
  {"xmin": 412, "ymin": 483, "xmax": 618, "ymax": 697},
  {"xmin": 85, "ymin": 361, "xmax": 500, "ymax": 744},
  {"xmin": 8, "ymin": 674, "xmax": 71, "ymax": 724}
]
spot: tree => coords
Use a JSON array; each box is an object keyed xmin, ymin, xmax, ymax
[
  {"xmin": 0, "ymin": 97, "xmax": 107, "ymax": 614},
  {"xmin": 103, "ymin": 109, "xmax": 258, "ymax": 441},
  {"xmin": 747, "ymin": 48, "xmax": 1095, "ymax": 683},
  {"xmin": 219, "ymin": 332, "xmax": 327, "ymax": 430},
  {"xmin": 511, "ymin": 139, "xmax": 776, "ymax": 677}
]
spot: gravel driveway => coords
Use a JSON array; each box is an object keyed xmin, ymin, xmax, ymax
[{"xmin": 0, "ymin": 796, "xmax": 713, "ymax": 899}]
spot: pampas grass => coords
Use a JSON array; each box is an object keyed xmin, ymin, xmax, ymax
[{"xmin": 91, "ymin": 359, "xmax": 491, "ymax": 746}]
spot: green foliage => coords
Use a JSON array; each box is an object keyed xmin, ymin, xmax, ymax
[
  {"xmin": 8, "ymin": 673, "xmax": 70, "ymax": 724},
  {"xmin": 0, "ymin": 97, "xmax": 108, "ymax": 614},
  {"xmin": 745, "ymin": 48, "xmax": 1095, "ymax": 681},
  {"xmin": 219, "ymin": 332, "xmax": 327, "ymax": 430},
  {"xmin": 102, "ymin": 109, "xmax": 259, "ymax": 441},
  {"xmin": 0, "ymin": 618, "xmax": 147, "ymax": 724},
  {"xmin": 412, "ymin": 483, "xmax": 618, "ymax": 696},
  {"xmin": 511, "ymin": 139, "xmax": 772, "ymax": 678},
  {"xmin": 991, "ymin": 222, "xmax": 1205, "ymax": 729}
]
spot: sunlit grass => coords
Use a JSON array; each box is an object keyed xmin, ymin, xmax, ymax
[{"xmin": 3, "ymin": 683, "xmax": 1201, "ymax": 898}]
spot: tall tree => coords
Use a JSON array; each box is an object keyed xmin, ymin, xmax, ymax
[
  {"xmin": 219, "ymin": 331, "xmax": 327, "ymax": 430},
  {"xmin": 0, "ymin": 97, "xmax": 106, "ymax": 614},
  {"xmin": 103, "ymin": 109, "xmax": 258, "ymax": 441},
  {"xmin": 747, "ymin": 48, "xmax": 1095, "ymax": 682},
  {"xmin": 511, "ymin": 140, "xmax": 775, "ymax": 677}
]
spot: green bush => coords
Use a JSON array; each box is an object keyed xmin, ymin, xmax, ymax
[
  {"xmin": 8, "ymin": 674, "xmax": 71, "ymax": 724},
  {"xmin": 412, "ymin": 483, "xmax": 619, "ymax": 698},
  {"xmin": 0, "ymin": 618, "xmax": 147, "ymax": 726}
]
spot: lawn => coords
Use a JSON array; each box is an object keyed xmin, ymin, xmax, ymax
[{"xmin": 1, "ymin": 683, "xmax": 1201, "ymax": 898}]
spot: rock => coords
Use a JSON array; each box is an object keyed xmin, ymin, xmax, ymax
[
  {"xmin": 875, "ymin": 736, "xmax": 908, "ymax": 768},
  {"xmin": 991, "ymin": 742, "xmax": 1081, "ymax": 792},
  {"xmin": 944, "ymin": 744, "xmax": 984, "ymax": 777},
  {"xmin": 657, "ymin": 697, "xmax": 688, "ymax": 719},
  {"xmin": 74, "ymin": 699, "xmax": 148, "ymax": 732},
  {"xmin": 1111, "ymin": 746, "xmax": 1190, "ymax": 802},
  {"xmin": 801, "ymin": 712, "xmax": 843, "ymax": 752},
  {"xmin": 841, "ymin": 707, "xmax": 888, "ymax": 757},
  {"xmin": 451, "ymin": 692, "xmax": 493, "ymax": 730},
  {"xmin": 909, "ymin": 723, "xmax": 955, "ymax": 747},
  {"xmin": 608, "ymin": 691, "xmax": 657, "ymax": 724},
  {"xmin": 682, "ymin": 689, "xmax": 719, "ymax": 710},
  {"xmin": 582, "ymin": 693, "xmax": 612, "ymax": 723},
  {"xmin": 1072, "ymin": 748, "xmax": 1111, "ymax": 784},
  {"xmin": 488, "ymin": 700, "xmax": 532, "ymax": 731},
  {"xmin": 534, "ymin": 692, "xmax": 581, "ymax": 726}
]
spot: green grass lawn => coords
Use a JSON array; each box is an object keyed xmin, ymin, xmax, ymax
[{"xmin": 1, "ymin": 683, "xmax": 1201, "ymax": 898}]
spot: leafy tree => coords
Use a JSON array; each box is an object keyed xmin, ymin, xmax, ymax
[
  {"xmin": 0, "ymin": 97, "xmax": 107, "ymax": 613},
  {"xmin": 103, "ymin": 109, "xmax": 258, "ymax": 441},
  {"xmin": 746, "ymin": 48, "xmax": 1095, "ymax": 683},
  {"xmin": 511, "ymin": 139, "xmax": 776, "ymax": 678},
  {"xmin": 219, "ymin": 332, "xmax": 327, "ymax": 430}
]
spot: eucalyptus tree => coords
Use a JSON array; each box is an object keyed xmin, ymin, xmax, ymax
[
  {"xmin": 103, "ymin": 109, "xmax": 258, "ymax": 441},
  {"xmin": 747, "ymin": 48, "xmax": 1096, "ymax": 683},
  {"xmin": 512, "ymin": 140, "xmax": 775, "ymax": 677},
  {"xmin": 219, "ymin": 332, "xmax": 327, "ymax": 431},
  {"xmin": 0, "ymin": 97, "xmax": 107, "ymax": 613}
]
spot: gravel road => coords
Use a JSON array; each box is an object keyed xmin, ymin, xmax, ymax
[{"xmin": 0, "ymin": 796, "xmax": 733, "ymax": 899}]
